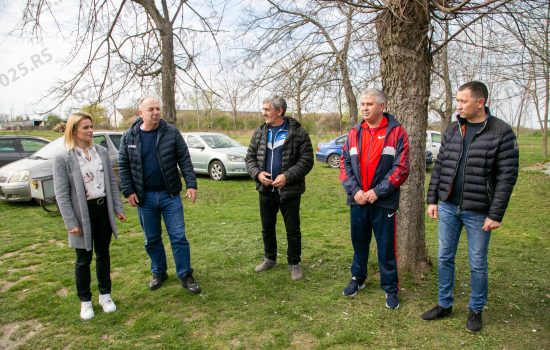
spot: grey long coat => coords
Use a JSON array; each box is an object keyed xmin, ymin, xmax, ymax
[{"xmin": 53, "ymin": 145, "xmax": 124, "ymax": 251}]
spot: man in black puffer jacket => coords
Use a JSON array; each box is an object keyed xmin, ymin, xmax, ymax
[
  {"xmin": 421, "ymin": 82, "xmax": 519, "ymax": 333},
  {"xmin": 119, "ymin": 97, "xmax": 201, "ymax": 295},
  {"xmin": 245, "ymin": 95, "xmax": 313, "ymax": 281}
]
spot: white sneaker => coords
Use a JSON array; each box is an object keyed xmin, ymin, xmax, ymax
[
  {"xmin": 99, "ymin": 294, "xmax": 117, "ymax": 313},
  {"xmin": 80, "ymin": 301, "xmax": 94, "ymax": 320}
]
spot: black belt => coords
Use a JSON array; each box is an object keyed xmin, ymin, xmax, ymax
[{"xmin": 87, "ymin": 197, "xmax": 105, "ymax": 205}]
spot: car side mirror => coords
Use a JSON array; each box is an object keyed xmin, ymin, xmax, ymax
[{"xmin": 193, "ymin": 144, "xmax": 205, "ymax": 150}]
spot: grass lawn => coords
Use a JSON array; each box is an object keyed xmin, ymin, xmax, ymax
[{"xmin": 0, "ymin": 131, "xmax": 548, "ymax": 349}]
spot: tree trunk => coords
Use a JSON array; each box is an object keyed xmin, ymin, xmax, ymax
[
  {"xmin": 160, "ymin": 25, "xmax": 176, "ymax": 125},
  {"xmin": 376, "ymin": 0, "xmax": 431, "ymax": 275},
  {"xmin": 441, "ymin": 22, "xmax": 453, "ymax": 133},
  {"xmin": 339, "ymin": 59, "xmax": 358, "ymax": 127}
]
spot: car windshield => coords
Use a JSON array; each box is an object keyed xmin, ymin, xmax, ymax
[
  {"xmin": 200, "ymin": 134, "xmax": 242, "ymax": 149},
  {"xmin": 31, "ymin": 137, "xmax": 66, "ymax": 159}
]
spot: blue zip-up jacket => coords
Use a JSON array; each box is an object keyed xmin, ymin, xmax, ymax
[{"xmin": 118, "ymin": 118, "xmax": 197, "ymax": 205}]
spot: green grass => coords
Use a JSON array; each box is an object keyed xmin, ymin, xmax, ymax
[{"xmin": 0, "ymin": 131, "xmax": 548, "ymax": 349}]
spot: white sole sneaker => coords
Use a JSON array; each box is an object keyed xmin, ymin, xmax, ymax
[
  {"xmin": 98, "ymin": 294, "xmax": 117, "ymax": 313},
  {"xmin": 80, "ymin": 301, "xmax": 94, "ymax": 320}
]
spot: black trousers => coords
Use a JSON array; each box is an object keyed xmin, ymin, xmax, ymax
[
  {"xmin": 75, "ymin": 198, "xmax": 113, "ymax": 302},
  {"xmin": 259, "ymin": 191, "xmax": 301, "ymax": 265}
]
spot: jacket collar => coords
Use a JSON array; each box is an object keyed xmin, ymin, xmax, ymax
[{"xmin": 456, "ymin": 106, "xmax": 493, "ymax": 125}]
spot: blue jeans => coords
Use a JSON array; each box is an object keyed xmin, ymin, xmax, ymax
[
  {"xmin": 138, "ymin": 191, "xmax": 192, "ymax": 279},
  {"xmin": 437, "ymin": 201, "xmax": 491, "ymax": 312}
]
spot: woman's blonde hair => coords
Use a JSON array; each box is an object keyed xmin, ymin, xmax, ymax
[{"xmin": 64, "ymin": 112, "xmax": 93, "ymax": 150}]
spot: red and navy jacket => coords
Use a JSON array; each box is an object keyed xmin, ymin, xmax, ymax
[{"xmin": 339, "ymin": 113, "xmax": 410, "ymax": 209}]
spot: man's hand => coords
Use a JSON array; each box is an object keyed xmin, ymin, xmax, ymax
[
  {"xmin": 127, "ymin": 193, "xmax": 139, "ymax": 207},
  {"xmin": 482, "ymin": 218, "xmax": 501, "ymax": 231},
  {"xmin": 427, "ymin": 204, "xmax": 438, "ymax": 219},
  {"xmin": 186, "ymin": 188, "xmax": 197, "ymax": 204},
  {"xmin": 117, "ymin": 213, "xmax": 127, "ymax": 221},
  {"xmin": 258, "ymin": 171, "xmax": 273, "ymax": 187},
  {"xmin": 354, "ymin": 190, "xmax": 367, "ymax": 205},
  {"xmin": 272, "ymin": 174, "xmax": 287, "ymax": 188},
  {"xmin": 364, "ymin": 189, "xmax": 378, "ymax": 204}
]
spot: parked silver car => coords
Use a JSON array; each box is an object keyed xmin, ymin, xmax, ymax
[
  {"xmin": 0, "ymin": 132, "xmax": 122, "ymax": 202},
  {"xmin": 181, "ymin": 132, "xmax": 248, "ymax": 181},
  {"xmin": 426, "ymin": 130, "xmax": 442, "ymax": 160}
]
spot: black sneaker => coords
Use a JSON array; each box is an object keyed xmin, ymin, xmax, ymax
[
  {"xmin": 385, "ymin": 292, "xmax": 399, "ymax": 309},
  {"xmin": 420, "ymin": 305, "xmax": 452, "ymax": 320},
  {"xmin": 148, "ymin": 273, "xmax": 168, "ymax": 290},
  {"xmin": 343, "ymin": 277, "xmax": 365, "ymax": 297},
  {"xmin": 466, "ymin": 310, "xmax": 483, "ymax": 332},
  {"xmin": 181, "ymin": 273, "xmax": 202, "ymax": 294}
]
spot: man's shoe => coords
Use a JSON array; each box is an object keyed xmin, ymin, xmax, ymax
[
  {"xmin": 148, "ymin": 273, "xmax": 168, "ymax": 290},
  {"xmin": 343, "ymin": 277, "xmax": 365, "ymax": 297},
  {"xmin": 255, "ymin": 258, "xmax": 276, "ymax": 272},
  {"xmin": 385, "ymin": 292, "xmax": 400, "ymax": 309},
  {"xmin": 98, "ymin": 294, "xmax": 117, "ymax": 313},
  {"xmin": 290, "ymin": 264, "xmax": 304, "ymax": 281},
  {"xmin": 420, "ymin": 305, "xmax": 453, "ymax": 320},
  {"xmin": 466, "ymin": 310, "xmax": 483, "ymax": 332},
  {"xmin": 181, "ymin": 273, "xmax": 202, "ymax": 294},
  {"xmin": 80, "ymin": 301, "xmax": 94, "ymax": 320}
]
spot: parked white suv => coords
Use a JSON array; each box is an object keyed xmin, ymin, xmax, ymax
[{"xmin": 426, "ymin": 130, "xmax": 442, "ymax": 160}]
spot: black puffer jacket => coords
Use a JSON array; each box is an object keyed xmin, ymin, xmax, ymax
[
  {"xmin": 118, "ymin": 118, "xmax": 197, "ymax": 205},
  {"xmin": 427, "ymin": 110, "xmax": 519, "ymax": 222},
  {"xmin": 245, "ymin": 117, "xmax": 314, "ymax": 200}
]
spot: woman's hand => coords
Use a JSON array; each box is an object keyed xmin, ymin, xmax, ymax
[
  {"xmin": 68, "ymin": 226, "xmax": 81, "ymax": 235},
  {"xmin": 117, "ymin": 213, "xmax": 127, "ymax": 222}
]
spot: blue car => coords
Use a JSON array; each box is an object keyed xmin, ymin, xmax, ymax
[{"xmin": 316, "ymin": 134, "xmax": 433, "ymax": 169}]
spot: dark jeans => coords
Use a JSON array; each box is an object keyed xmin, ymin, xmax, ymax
[
  {"xmin": 350, "ymin": 204, "xmax": 398, "ymax": 294},
  {"xmin": 259, "ymin": 191, "xmax": 301, "ymax": 265},
  {"xmin": 75, "ymin": 198, "xmax": 113, "ymax": 302}
]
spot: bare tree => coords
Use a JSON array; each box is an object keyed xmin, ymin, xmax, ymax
[
  {"xmin": 21, "ymin": 0, "xmax": 223, "ymax": 125},
  {"xmin": 240, "ymin": 1, "xmax": 373, "ymax": 126}
]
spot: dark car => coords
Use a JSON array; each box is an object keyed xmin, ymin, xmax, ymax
[
  {"xmin": 0, "ymin": 136, "xmax": 50, "ymax": 167},
  {"xmin": 316, "ymin": 134, "xmax": 433, "ymax": 169}
]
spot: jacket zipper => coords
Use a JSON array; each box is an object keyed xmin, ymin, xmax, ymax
[{"xmin": 457, "ymin": 120, "xmax": 488, "ymax": 207}]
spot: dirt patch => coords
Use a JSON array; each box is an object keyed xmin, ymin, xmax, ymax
[
  {"xmin": 0, "ymin": 320, "xmax": 42, "ymax": 350},
  {"xmin": 56, "ymin": 287, "xmax": 69, "ymax": 297},
  {"xmin": 291, "ymin": 332, "xmax": 316, "ymax": 349},
  {"xmin": 0, "ymin": 276, "xmax": 31, "ymax": 293},
  {"xmin": 522, "ymin": 162, "xmax": 549, "ymax": 174}
]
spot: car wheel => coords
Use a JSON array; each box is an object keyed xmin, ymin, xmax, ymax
[
  {"xmin": 327, "ymin": 154, "xmax": 341, "ymax": 168},
  {"xmin": 40, "ymin": 197, "xmax": 59, "ymax": 214},
  {"xmin": 209, "ymin": 160, "xmax": 227, "ymax": 181}
]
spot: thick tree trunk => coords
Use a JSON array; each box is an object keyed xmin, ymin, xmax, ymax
[{"xmin": 376, "ymin": 0, "xmax": 431, "ymax": 275}]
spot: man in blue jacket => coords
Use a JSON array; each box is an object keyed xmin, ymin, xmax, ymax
[
  {"xmin": 421, "ymin": 81, "xmax": 519, "ymax": 332},
  {"xmin": 245, "ymin": 95, "xmax": 313, "ymax": 281},
  {"xmin": 119, "ymin": 97, "xmax": 201, "ymax": 294}
]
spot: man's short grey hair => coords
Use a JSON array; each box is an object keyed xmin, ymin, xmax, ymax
[
  {"xmin": 137, "ymin": 96, "xmax": 160, "ymax": 109},
  {"xmin": 360, "ymin": 88, "xmax": 387, "ymax": 105},
  {"xmin": 263, "ymin": 95, "xmax": 287, "ymax": 116}
]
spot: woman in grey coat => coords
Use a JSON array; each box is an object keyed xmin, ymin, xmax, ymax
[{"xmin": 53, "ymin": 112, "xmax": 126, "ymax": 320}]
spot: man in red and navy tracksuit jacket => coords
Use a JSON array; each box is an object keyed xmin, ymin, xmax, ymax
[{"xmin": 339, "ymin": 88, "xmax": 410, "ymax": 309}]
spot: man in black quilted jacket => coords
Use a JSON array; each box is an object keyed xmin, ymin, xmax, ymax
[
  {"xmin": 119, "ymin": 97, "xmax": 201, "ymax": 294},
  {"xmin": 245, "ymin": 95, "xmax": 313, "ymax": 281},
  {"xmin": 421, "ymin": 81, "xmax": 519, "ymax": 332}
]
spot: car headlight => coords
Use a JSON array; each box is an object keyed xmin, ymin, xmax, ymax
[
  {"xmin": 9, "ymin": 170, "xmax": 30, "ymax": 183},
  {"xmin": 226, "ymin": 154, "xmax": 245, "ymax": 162}
]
